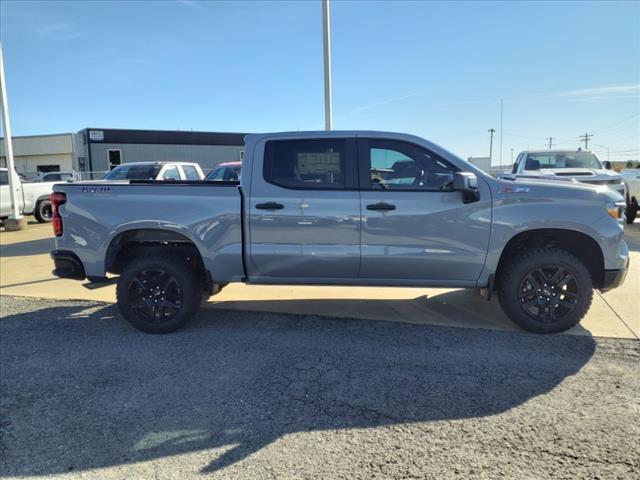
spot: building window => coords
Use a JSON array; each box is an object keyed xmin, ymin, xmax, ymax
[{"xmin": 108, "ymin": 149, "xmax": 122, "ymax": 170}]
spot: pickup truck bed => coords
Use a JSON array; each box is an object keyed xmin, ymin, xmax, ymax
[{"xmin": 51, "ymin": 131, "xmax": 629, "ymax": 335}]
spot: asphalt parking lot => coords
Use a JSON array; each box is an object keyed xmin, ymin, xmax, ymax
[
  {"xmin": 1, "ymin": 295, "xmax": 639, "ymax": 480},
  {"xmin": 0, "ymin": 219, "xmax": 639, "ymax": 479}
]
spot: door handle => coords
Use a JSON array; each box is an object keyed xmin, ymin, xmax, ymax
[
  {"xmin": 256, "ymin": 202, "xmax": 284, "ymax": 210},
  {"xmin": 366, "ymin": 202, "xmax": 396, "ymax": 211}
]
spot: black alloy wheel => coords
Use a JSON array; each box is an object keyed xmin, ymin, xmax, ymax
[
  {"xmin": 517, "ymin": 265, "xmax": 579, "ymax": 324},
  {"xmin": 128, "ymin": 268, "xmax": 184, "ymax": 324}
]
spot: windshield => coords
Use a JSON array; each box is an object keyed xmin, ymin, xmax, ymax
[
  {"xmin": 524, "ymin": 152, "xmax": 602, "ymax": 170},
  {"xmin": 205, "ymin": 166, "xmax": 241, "ymax": 181},
  {"xmin": 104, "ymin": 164, "xmax": 162, "ymax": 180}
]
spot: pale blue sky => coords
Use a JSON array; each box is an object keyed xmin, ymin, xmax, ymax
[{"xmin": 1, "ymin": 0, "xmax": 639, "ymax": 164}]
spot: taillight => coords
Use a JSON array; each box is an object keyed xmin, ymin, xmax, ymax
[{"xmin": 51, "ymin": 192, "xmax": 66, "ymax": 237}]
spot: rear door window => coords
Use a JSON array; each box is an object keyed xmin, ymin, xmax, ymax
[
  {"xmin": 263, "ymin": 139, "xmax": 356, "ymax": 189},
  {"xmin": 181, "ymin": 165, "xmax": 200, "ymax": 180}
]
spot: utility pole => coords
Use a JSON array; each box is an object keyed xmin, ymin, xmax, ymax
[
  {"xmin": 322, "ymin": 0, "xmax": 333, "ymax": 131},
  {"xmin": 546, "ymin": 137, "xmax": 555, "ymax": 149},
  {"xmin": 488, "ymin": 128, "xmax": 496, "ymax": 161},
  {"xmin": 499, "ymin": 98, "xmax": 503, "ymax": 168},
  {"xmin": 0, "ymin": 42, "xmax": 25, "ymax": 230},
  {"xmin": 579, "ymin": 132, "xmax": 593, "ymax": 149}
]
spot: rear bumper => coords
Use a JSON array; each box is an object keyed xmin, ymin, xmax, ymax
[
  {"xmin": 51, "ymin": 250, "xmax": 86, "ymax": 280},
  {"xmin": 600, "ymin": 261, "xmax": 629, "ymax": 292}
]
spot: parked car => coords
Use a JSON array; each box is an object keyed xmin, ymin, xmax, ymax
[
  {"xmin": 28, "ymin": 171, "xmax": 77, "ymax": 183},
  {"xmin": 103, "ymin": 162, "xmax": 204, "ymax": 181},
  {"xmin": 206, "ymin": 161, "xmax": 241, "ymax": 182},
  {"xmin": 0, "ymin": 167, "xmax": 57, "ymax": 222},
  {"xmin": 50, "ymin": 131, "xmax": 628, "ymax": 334},
  {"xmin": 506, "ymin": 149, "xmax": 625, "ymax": 197},
  {"xmin": 621, "ymin": 167, "xmax": 640, "ymax": 223}
]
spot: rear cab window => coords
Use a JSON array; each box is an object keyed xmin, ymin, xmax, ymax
[{"xmin": 263, "ymin": 139, "xmax": 357, "ymax": 189}]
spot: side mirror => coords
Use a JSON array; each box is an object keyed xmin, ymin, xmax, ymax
[
  {"xmin": 453, "ymin": 172, "xmax": 479, "ymax": 203},
  {"xmin": 603, "ymin": 161, "xmax": 612, "ymax": 170}
]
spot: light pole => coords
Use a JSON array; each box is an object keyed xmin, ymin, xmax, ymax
[
  {"xmin": 0, "ymin": 42, "xmax": 25, "ymax": 230},
  {"xmin": 488, "ymin": 128, "xmax": 496, "ymax": 161},
  {"xmin": 322, "ymin": 0, "xmax": 333, "ymax": 131}
]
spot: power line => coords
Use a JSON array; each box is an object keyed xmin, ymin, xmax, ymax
[
  {"xmin": 593, "ymin": 112, "xmax": 640, "ymax": 133},
  {"xmin": 579, "ymin": 132, "xmax": 593, "ymax": 149}
]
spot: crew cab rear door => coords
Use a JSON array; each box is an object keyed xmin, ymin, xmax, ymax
[
  {"xmin": 357, "ymin": 137, "xmax": 491, "ymax": 282},
  {"xmin": 247, "ymin": 136, "xmax": 360, "ymax": 279}
]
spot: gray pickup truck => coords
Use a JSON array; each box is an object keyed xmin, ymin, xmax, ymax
[{"xmin": 50, "ymin": 131, "xmax": 629, "ymax": 334}]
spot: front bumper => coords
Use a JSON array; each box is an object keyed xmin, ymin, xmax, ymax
[
  {"xmin": 600, "ymin": 259, "xmax": 629, "ymax": 292},
  {"xmin": 51, "ymin": 250, "xmax": 86, "ymax": 280}
]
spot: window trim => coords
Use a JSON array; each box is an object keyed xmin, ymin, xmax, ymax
[
  {"xmin": 262, "ymin": 138, "xmax": 359, "ymax": 191},
  {"xmin": 357, "ymin": 138, "xmax": 459, "ymax": 193}
]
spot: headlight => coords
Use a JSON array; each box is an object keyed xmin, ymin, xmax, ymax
[{"xmin": 607, "ymin": 201, "xmax": 626, "ymax": 222}]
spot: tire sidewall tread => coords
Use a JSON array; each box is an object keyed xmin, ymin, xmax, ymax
[
  {"xmin": 116, "ymin": 254, "xmax": 202, "ymax": 333},
  {"xmin": 497, "ymin": 247, "xmax": 593, "ymax": 334}
]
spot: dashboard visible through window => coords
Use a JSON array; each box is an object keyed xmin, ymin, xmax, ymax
[{"xmin": 366, "ymin": 139, "xmax": 457, "ymax": 191}]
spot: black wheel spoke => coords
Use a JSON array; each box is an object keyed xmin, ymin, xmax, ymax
[
  {"xmin": 128, "ymin": 268, "xmax": 183, "ymax": 323},
  {"xmin": 557, "ymin": 274, "xmax": 574, "ymax": 289},
  {"xmin": 519, "ymin": 263, "xmax": 579, "ymax": 324},
  {"xmin": 549, "ymin": 267, "xmax": 566, "ymax": 285}
]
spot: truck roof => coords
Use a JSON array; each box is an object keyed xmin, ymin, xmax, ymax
[
  {"xmin": 113, "ymin": 161, "xmax": 200, "ymax": 166},
  {"xmin": 521, "ymin": 149, "xmax": 593, "ymax": 155}
]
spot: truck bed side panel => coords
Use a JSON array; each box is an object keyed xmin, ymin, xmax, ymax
[{"xmin": 54, "ymin": 183, "xmax": 243, "ymax": 281}]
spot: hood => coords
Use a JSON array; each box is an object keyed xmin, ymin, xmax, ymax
[
  {"xmin": 494, "ymin": 176, "xmax": 625, "ymax": 203},
  {"xmin": 529, "ymin": 168, "xmax": 622, "ymax": 182}
]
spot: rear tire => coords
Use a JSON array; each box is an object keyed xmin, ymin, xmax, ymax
[
  {"xmin": 625, "ymin": 198, "xmax": 637, "ymax": 224},
  {"xmin": 116, "ymin": 255, "xmax": 202, "ymax": 333},
  {"xmin": 34, "ymin": 200, "xmax": 53, "ymax": 223},
  {"xmin": 497, "ymin": 247, "xmax": 593, "ymax": 334}
]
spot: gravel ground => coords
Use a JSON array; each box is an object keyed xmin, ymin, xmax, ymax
[{"xmin": 1, "ymin": 295, "xmax": 638, "ymax": 480}]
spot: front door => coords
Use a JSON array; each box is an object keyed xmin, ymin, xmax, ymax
[
  {"xmin": 248, "ymin": 137, "xmax": 361, "ymax": 279},
  {"xmin": 358, "ymin": 138, "xmax": 492, "ymax": 282}
]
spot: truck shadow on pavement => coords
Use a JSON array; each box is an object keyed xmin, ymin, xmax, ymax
[
  {"xmin": 0, "ymin": 299, "xmax": 596, "ymax": 476},
  {"xmin": 0, "ymin": 237, "xmax": 55, "ymax": 257}
]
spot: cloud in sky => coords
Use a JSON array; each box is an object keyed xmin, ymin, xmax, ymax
[{"xmin": 335, "ymin": 83, "xmax": 640, "ymax": 120}]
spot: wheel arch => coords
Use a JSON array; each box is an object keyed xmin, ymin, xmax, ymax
[
  {"xmin": 105, "ymin": 228, "xmax": 207, "ymax": 280},
  {"xmin": 495, "ymin": 228, "xmax": 605, "ymax": 288}
]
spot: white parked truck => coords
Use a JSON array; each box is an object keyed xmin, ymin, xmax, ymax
[
  {"xmin": 621, "ymin": 168, "xmax": 640, "ymax": 223},
  {"xmin": 0, "ymin": 167, "xmax": 57, "ymax": 223}
]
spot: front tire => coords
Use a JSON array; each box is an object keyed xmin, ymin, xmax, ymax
[
  {"xmin": 116, "ymin": 255, "xmax": 202, "ymax": 333},
  {"xmin": 497, "ymin": 247, "xmax": 593, "ymax": 334},
  {"xmin": 34, "ymin": 200, "xmax": 53, "ymax": 223}
]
